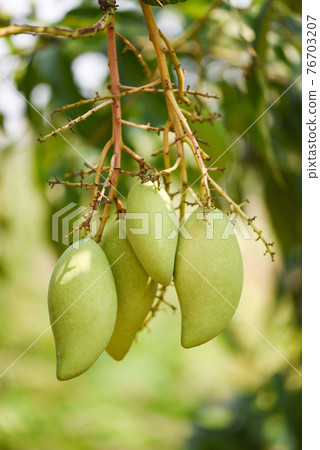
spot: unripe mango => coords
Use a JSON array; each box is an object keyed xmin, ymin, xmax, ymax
[
  {"xmin": 102, "ymin": 220, "xmax": 158, "ymax": 360},
  {"xmin": 174, "ymin": 208, "xmax": 243, "ymax": 348},
  {"xmin": 126, "ymin": 181, "xmax": 178, "ymax": 286},
  {"xmin": 48, "ymin": 239, "xmax": 117, "ymax": 380}
]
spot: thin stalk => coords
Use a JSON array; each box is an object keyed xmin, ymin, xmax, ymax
[
  {"xmin": 140, "ymin": 2, "xmax": 189, "ymax": 217},
  {"xmin": 95, "ymin": 17, "xmax": 123, "ymax": 242}
]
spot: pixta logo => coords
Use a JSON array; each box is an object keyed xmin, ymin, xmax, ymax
[
  {"xmin": 52, "ymin": 203, "xmax": 99, "ymax": 248},
  {"xmin": 119, "ymin": 211, "xmax": 252, "ymax": 241}
]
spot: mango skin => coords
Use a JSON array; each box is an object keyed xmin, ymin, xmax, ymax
[
  {"xmin": 102, "ymin": 220, "xmax": 158, "ymax": 361},
  {"xmin": 126, "ymin": 181, "xmax": 178, "ymax": 286},
  {"xmin": 48, "ymin": 239, "xmax": 117, "ymax": 380},
  {"xmin": 174, "ymin": 208, "xmax": 243, "ymax": 348}
]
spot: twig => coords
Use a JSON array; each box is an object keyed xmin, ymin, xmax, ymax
[
  {"xmin": 0, "ymin": 8, "xmax": 115, "ymax": 39},
  {"xmin": 140, "ymin": 2, "xmax": 190, "ymax": 219},
  {"xmin": 150, "ymin": 141, "xmax": 176, "ymax": 157},
  {"xmin": 95, "ymin": 18, "xmax": 123, "ymax": 242},
  {"xmin": 39, "ymin": 100, "xmax": 112, "ymax": 143},
  {"xmin": 51, "ymin": 79, "xmax": 162, "ymax": 116},
  {"xmin": 64, "ymin": 165, "xmax": 108, "ymax": 178},
  {"xmin": 168, "ymin": 95, "xmax": 211, "ymax": 204},
  {"xmin": 183, "ymin": 136, "xmax": 211, "ymax": 161},
  {"xmin": 207, "ymin": 173, "xmax": 275, "ymax": 261},
  {"xmin": 159, "ymin": 30, "xmax": 191, "ymax": 106},
  {"xmin": 163, "ymin": 120, "xmax": 172, "ymax": 191},
  {"xmin": 141, "ymin": 285, "xmax": 174, "ymax": 331},
  {"xmin": 64, "ymin": 166, "xmax": 139, "ymax": 180},
  {"xmin": 120, "ymin": 119, "xmax": 163, "ymax": 133},
  {"xmin": 47, "ymin": 176, "xmax": 106, "ymax": 190},
  {"xmin": 122, "ymin": 144, "xmax": 158, "ymax": 174},
  {"xmin": 116, "ymin": 32, "xmax": 152, "ymax": 78},
  {"xmin": 184, "ymin": 88, "xmax": 219, "ymax": 100},
  {"xmin": 132, "ymin": 87, "xmax": 219, "ymax": 100},
  {"xmin": 158, "ymin": 156, "xmax": 182, "ymax": 177},
  {"xmin": 140, "ymin": 3, "xmax": 211, "ymax": 207},
  {"xmin": 83, "ymin": 139, "xmax": 114, "ymax": 233},
  {"xmin": 180, "ymin": 108, "xmax": 219, "ymax": 124}
]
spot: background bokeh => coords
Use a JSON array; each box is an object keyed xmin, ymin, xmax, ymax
[{"xmin": 0, "ymin": 0, "xmax": 301, "ymax": 448}]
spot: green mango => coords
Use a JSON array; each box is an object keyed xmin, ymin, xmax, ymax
[
  {"xmin": 174, "ymin": 208, "xmax": 243, "ymax": 348},
  {"xmin": 48, "ymin": 239, "xmax": 117, "ymax": 380},
  {"xmin": 102, "ymin": 220, "xmax": 158, "ymax": 360},
  {"xmin": 126, "ymin": 181, "xmax": 178, "ymax": 286}
]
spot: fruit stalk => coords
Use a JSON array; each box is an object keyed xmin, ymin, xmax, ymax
[
  {"xmin": 139, "ymin": 2, "xmax": 188, "ymax": 217},
  {"xmin": 140, "ymin": 2, "xmax": 211, "ymax": 209},
  {"xmin": 95, "ymin": 17, "xmax": 123, "ymax": 242}
]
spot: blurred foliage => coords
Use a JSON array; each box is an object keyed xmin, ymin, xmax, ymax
[
  {"xmin": 186, "ymin": 373, "xmax": 301, "ymax": 449},
  {"xmin": 0, "ymin": 0, "xmax": 301, "ymax": 449}
]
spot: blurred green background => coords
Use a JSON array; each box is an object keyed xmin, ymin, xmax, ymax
[{"xmin": 0, "ymin": 0, "xmax": 301, "ymax": 448}]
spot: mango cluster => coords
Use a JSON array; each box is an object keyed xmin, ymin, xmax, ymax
[{"xmin": 48, "ymin": 181, "xmax": 243, "ymax": 380}]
